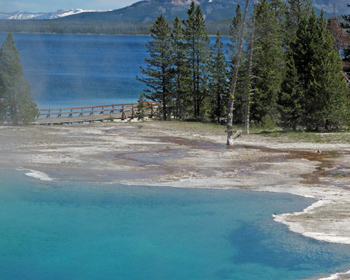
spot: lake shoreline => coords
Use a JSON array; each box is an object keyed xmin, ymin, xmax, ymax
[{"xmin": 1, "ymin": 121, "xmax": 350, "ymax": 279}]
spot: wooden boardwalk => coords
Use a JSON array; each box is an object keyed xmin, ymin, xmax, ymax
[{"xmin": 33, "ymin": 102, "xmax": 159, "ymax": 125}]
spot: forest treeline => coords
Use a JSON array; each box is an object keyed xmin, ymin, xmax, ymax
[
  {"xmin": 0, "ymin": 19, "xmax": 231, "ymax": 36},
  {"xmin": 138, "ymin": 0, "xmax": 350, "ymax": 132}
]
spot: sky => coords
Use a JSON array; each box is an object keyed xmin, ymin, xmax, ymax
[{"xmin": 0, "ymin": 0, "xmax": 139, "ymax": 13}]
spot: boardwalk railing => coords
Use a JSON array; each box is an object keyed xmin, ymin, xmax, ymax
[{"xmin": 34, "ymin": 101, "xmax": 159, "ymax": 125}]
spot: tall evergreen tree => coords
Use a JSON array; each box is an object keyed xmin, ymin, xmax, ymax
[
  {"xmin": 286, "ymin": 0, "xmax": 313, "ymax": 36},
  {"xmin": 270, "ymin": 0, "xmax": 288, "ymax": 50},
  {"xmin": 170, "ymin": 16, "xmax": 190, "ymax": 120},
  {"xmin": 209, "ymin": 31, "xmax": 229, "ymax": 123},
  {"xmin": 183, "ymin": 2, "xmax": 211, "ymax": 120},
  {"xmin": 0, "ymin": 33, "xmax": 38, "ymax": 125},
  {"xmin": 137, "ymin": 15, "xmax": 172, "ymax": 120},
  {"xmin": 279, "ymin": 52, "xmax": 303, "ymax": 130},
  {"xmin": 250, "ymin": 0, "xmax": 285, "ymax": 126},
  {"xmin": 280, "ymin": 11, "xmax": 349, "ymax": 131}
]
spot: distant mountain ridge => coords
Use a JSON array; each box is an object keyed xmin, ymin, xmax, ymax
[
  {"xmin": 56, "ymin": 0, "xmax": 349, "ymax": 23},
  {"xmin": 58, "ymin": 0, "xmax": 252, "ymax": 22},
  {"xmin": 0, "ymin": 9, "xmax": 107, "ymax": 20},
  {"xmin": 0, "ymin": 0, "xmax": 348, "ymax": 23}
]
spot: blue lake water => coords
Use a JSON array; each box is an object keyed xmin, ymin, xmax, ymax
[
  {"xmin": 1, "ymin": 168, "xmax": 350, "ymax": 280},
  {"xmin": 0, "ymin": 33, "xmax": 232, "ymax": 109},
  {"xmin": 0, "ymin": 33, "xmax": 150, "ymax": 108}
]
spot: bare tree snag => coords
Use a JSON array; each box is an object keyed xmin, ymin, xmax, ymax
[
  {"xmin": 225, "ymin": 129, "xmax": 242, "ymax": 145},
  {"xmin": 245, "ymin": 13, "xmax": 255, "ymax": 135},
  {"xmin": 226, "ymin": 0, "xmax": 250, "ymax": 145}
]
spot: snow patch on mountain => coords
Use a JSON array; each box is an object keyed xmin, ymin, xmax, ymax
[
  {"xmin": 171, "ymin": 0, "xmax": 201, "ymax": 5},
  {"xmin": 0, "ymin": 9, "xmax": 107, "ymax": 20}
]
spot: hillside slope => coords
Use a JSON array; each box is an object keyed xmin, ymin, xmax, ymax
[
  {"xmin": 57, "ymin": 0, "xmax": 349, "ymax": 23},
  {"xmin": 58, "ymin": 0, "xmax": 252, "ymax": 23}
]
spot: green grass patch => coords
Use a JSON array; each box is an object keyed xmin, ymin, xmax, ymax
[
  {"xmin": 332, "ymin": 173, "xmax": 348, "ymax": 178},
  {"xmin": 260, "ymin": 131, "xmax": 350, "ymax": 143},
  {"xmin": 157, "ymin": 120, "xmax": 350, "ymax": 144}
]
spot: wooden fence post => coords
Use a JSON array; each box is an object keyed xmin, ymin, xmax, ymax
[{"xmin": 121, "ymin": 105, "xmax": 126, "ymax": 120}]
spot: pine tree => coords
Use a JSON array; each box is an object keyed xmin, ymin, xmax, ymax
[
  {"xmin": 270, "ymin": 0, "xmax": 288, "ymax": 49},
  {"xmin": 183, "ymin": 2, "xmax": 211, "ymax": 120},
  {"xmin": 170, "ymin": 16, "xmax": 190, "ymax": 120},
  {"xmin": 209, "ymin": 31, "xmax": 229, "ymax": 123},
  {"xmin": 137, "ymin": 15, "xmax": 172, "ymax": 121},
  {"xmin": 0, "ymin": 33, "xmax": 38, "ymax": 125},
  {"xmin": 315, "ymin": 11, "xmax": 350, "ymax": 130},
  {"xmin": 279, "ymin": 52, "xmax": 303, "ymax": 131},
  {"xmin": 250, "ymin": 0, "xmax": 285, "ymax": 126},
  {"xmin": 286, "ymin": 0, "xmax": 313, "ymax": 36},
  {"xmin": 137, "ymin": 92, "xmax": 146, "ymax": 121},
  {"xmin": 280, "ymin": 11, "xmax": 349, "ymax": 131}
]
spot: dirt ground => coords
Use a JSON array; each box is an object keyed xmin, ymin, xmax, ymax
[{"xmin": 1, "ymin": 120, "xmax": 350, "ymax": 279}]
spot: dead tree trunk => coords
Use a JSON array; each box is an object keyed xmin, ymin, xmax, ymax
[
  {"xmin": 226, "ymin": 0, "xmax": 250, "ymax": 145},
  {"xmin": 244, "ymin": 14, "xmax": 255, "ymax": 135}
]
